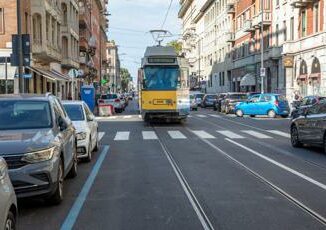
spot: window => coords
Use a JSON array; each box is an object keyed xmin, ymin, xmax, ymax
[
  {"xmin": 283, "ymin": 21, "xmax": 287, "ymax": 41},
  {"xmin": 276, "ymin": 0, "xmax": 279, "ymax": 6},
  {"xmin": 301, "ymin": 10, "xmax": 307, "ymax": 37},
  {"xmin": 0, "ymin": 8, "xmax": 4, "ymax": 34},
  {"xmin": 313, "ymin": 3, "xmax": 319, "ymax": 33},
  {"xmin": 275, "ymin": 24, "xmax": 279, "ymax": 46},
  {"xmin": 290, "ymin": 17, "xmax": 294, "ymax": 40},
  {"xmin": 143, "ymin": 66, "xmax": 179, "ymax": 90}
]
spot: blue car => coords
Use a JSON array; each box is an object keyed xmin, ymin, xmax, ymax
[{"xmin": 234, "ymin": 94, "xmax": 290, "ymax": 118}]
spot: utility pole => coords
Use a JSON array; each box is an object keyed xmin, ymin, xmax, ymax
[
  {"xmin": 260, "ymin": 0, "xmax": 265, "ymax": 93},
  {"xmin": 17, "ymin": 0, "xmax": 24, "ymax": 93}
]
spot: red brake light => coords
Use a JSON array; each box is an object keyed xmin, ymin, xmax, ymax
[
  {"xmin": 115, "ymin": 99, "xmax": 120, "ymax": 103},
  {"xmin": 275, "ymin": 100, "xmax": 279, "ymax": 106}
]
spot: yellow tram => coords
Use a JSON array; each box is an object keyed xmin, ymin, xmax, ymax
[{"xmin": 138, "ymin": 46, "xmax": 190, "ymax": 122}]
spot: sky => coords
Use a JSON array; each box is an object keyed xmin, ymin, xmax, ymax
[{"xmin": 107, "ymin": 0, "xmax": 181, "ymax": 82}]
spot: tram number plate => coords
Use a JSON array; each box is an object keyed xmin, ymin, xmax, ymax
[{"xmin": 153, "ymin": 99, "xmax": 172, "ymax": 105}]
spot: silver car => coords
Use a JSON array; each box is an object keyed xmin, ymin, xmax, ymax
[{"xmin": 0, "ymin": 157, "xmax": 17, "ymax": 230}]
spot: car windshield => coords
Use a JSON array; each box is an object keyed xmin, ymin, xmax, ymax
[
  {"xmin": 143, "ymin": 66, "xmax": 179, "ymax": 90},
  {"xmin": 206, "ymin": 95, "xmax": 216, "ymax": 99},
  {"xmin": 229, "ymin": 94, "xmax": 247, "ymax": 99},
  {"xmin": 63, "ymin": 104, "xmax": 85, "ymax": 121},
  {"xmin": 0, "ymin": 100, "xmax": 52, "ymax": 130},
  {"xmin": 195, "ymin": 94, "xmax": 204, "ymax": 99}
]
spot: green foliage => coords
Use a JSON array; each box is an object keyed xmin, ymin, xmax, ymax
[
  {"xmin": 120, "ymin": 68, "xmax": 131, "ymax": 92},
  {"xmin": 166, "ymin": 40, "xmax": 182, "ymax": 54}
]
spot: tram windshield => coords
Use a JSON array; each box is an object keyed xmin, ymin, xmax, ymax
[{"xmin": 143, "ymin": 66, "xmax": 179, "ymax": 90}]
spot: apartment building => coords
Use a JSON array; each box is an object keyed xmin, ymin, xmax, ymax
[
  {"xmin": 106, "ymin": 41, "xmax": 121, "ymax": 93},
  {"xmin": 282, "ymin": 0, "xmax": 326, "ymax": 100},
  {"xmin": 0, "ymin": 0, "xmax": 30, "ymax": 94}
]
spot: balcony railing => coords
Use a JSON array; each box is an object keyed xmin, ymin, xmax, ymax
[
  {"xmin": 290, "ymin": 0, "xmax": 317, "ymax": 7},
  {"xmin": 226, "ymin": 32, "xmax": 235, "ymax": 42},
  {"xmin": 243, "ymin": 20, "xmax": 254, "ymax": 32},
  {"xmin": 252, "ymin": 11, "xmax": 272, "ymax": 28}
]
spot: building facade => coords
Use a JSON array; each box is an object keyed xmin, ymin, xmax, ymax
[
  {"xmin": 106, "ymin": 41, "xmax": 121, "ymax": 93},
  {"xmin": 179, "ymin": 0, "xmax": 326, "ymax": 101}
]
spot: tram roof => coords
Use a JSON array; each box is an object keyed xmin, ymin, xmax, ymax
[{"xmin": 144, "ymin": 46, "xmax": 177, "ymax": 57}]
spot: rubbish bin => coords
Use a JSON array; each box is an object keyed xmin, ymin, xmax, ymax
[{"xmin": 81, "ymin": 85, "xmax": 95, "ymax": 112}]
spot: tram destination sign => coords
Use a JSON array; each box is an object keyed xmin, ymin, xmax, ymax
[{"xmin": 148, "ymin": 58, "xmax": 176, "ymax": 64}]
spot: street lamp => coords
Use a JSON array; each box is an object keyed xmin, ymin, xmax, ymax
[{"xmin": 260, "ymin": 0, "xmax": 265, "ymax": 94}]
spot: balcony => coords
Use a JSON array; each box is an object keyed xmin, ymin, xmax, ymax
[
  {"xmin": 32, "ymin": 40, "xmax": 62, "ymax": 63},
  {"xmin": 290, "ymin": 0, "xmax": 317, "ymax": 7},
  {"xmin": 283, "ymin": 32, "xmax": 326, "ymax": 54},
  {"xmin": 178, "ymin": 0, "xmax": 194, "ymax": 18},
  {"xmin": 226, "ymin": 32, "xmax": 235, "ymax": 42},
  {"xmin": 227, "ymin": 5, "xmax": 235, "ymax": 14},
  {"xmin": 252, "ymin": 11, "xmax": 272, "ymax": 28},
  {"xmin": 243, "ymin": 20, "xmax": 254, "ymax": 32},
  {"xmin": 62, "ymin": 58, "xmax": 80, "ymax": 69}
]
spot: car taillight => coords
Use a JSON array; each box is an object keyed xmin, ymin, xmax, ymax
[
  {"xmin": 99, "ymin": 99, "xmax": 104, "ymax": 103},
  {"xmin": 115, "ymin": 99, "xmax": 120, "ymax": 103},
  {"xmin": 275, "ymin": 100, "xmax": 279, "ymax": 106}
]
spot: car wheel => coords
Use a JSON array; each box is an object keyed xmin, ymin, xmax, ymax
[
  {"xmin": 281, "ymin": 115, "xmax": 289, "ymax": 118},
  {"xmin": 5, "ymin": 211, "xmax": 15, "ymax": 230},
  {"xmin": 213, "ymin": 106, "xmax": 217, "ymax": 111},
  {"xmin": 47, "ymin": 158, "xmax": 64, "ymax": 205},
  {"xmin": 323, "ymin": 135, "xmax": 326, "ymax": 154},
  {"xmin": 249, "ymin": 115, "xmax": 255, "ymax": 118},
  {"xmin": 236, "ymin": 109, "xmax": 243, "ymax": 117},
  {"xmin": 291, "ymin": 126, "xmax": 302, "ymax": 148},
  {"xmin": 225, "ymin": 107, "xmax": 230, "ymax": 114},
  {"xmin": 67, "ymin": 144, "xmax": 78, "ymax": 178},
  {"xmin": 94, "ymin": 132, "xmax": 99, "ymax": 152},
  {"xmin": 267, "ymin": 110, "xmax": 276, "ymax": 118},
  {"xmin": 85, "ymin": 139, "xmax": 92, "ymax": 162}
]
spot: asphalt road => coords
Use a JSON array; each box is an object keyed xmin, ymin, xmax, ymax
[{"xmin": 18, "ymin": 100, "xmax": 326, "ymax": 230}]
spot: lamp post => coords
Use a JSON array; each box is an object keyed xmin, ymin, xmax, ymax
[
  {"xmin": 260, "ymin": 0, "xmax": 265, "ymax": 93},
  {"xmin": 17, "ymin": 0, "xmax": 24, "ymax": 93}
]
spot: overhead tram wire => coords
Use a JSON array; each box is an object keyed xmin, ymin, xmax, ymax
[{"xmin": 161, "ymin": 0, "xmax": 174, "ymax": 29}]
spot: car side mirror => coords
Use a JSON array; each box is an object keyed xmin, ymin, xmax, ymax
[
  {"xmin": 87, "ymin": 115, "xmax": 95, "ymax": 122},
  {"xmin": 58, "ymin": 116, "xmax": 68, "ymax": 131}
]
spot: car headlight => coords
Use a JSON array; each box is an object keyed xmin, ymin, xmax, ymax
[
  {"xmin": 0, "ymin": 158, "xmax": 7, "ymax": 180},
  {"xmin": 22, "ymin": 147, "xmax": 56, "ymax": 163},
  {"xmin": 76, "ymin": 132, "xmax": 87, "ymax": 141}
]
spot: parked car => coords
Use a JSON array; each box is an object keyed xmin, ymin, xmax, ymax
[
  {"xmin": 221, "ymin": 93, "xmax": 248, "ymax": 114},
  {"xmin": 201, "ymin": 94, "xmax": 218, "ymax": 108},
  {"xmin": 0, "ymin": 157, "xmax": 17, "ymax": 230},
  {"xmin": 235, "ymin": 93, "xmax": 290, "ymax": 118},
  {"xmin": 213, "ymin": 93, "xmax": 227, "ymax": 112},
  {"xmin": 194, "ymin": 93, "xmax": 205, "ymax": 107},
  {"xmin": 63, "ymin": 101, "xmax": 99, "ymax": 162},
  {"xmin": 190, "ymin": 94, "xmax": 198, "ymax": 111},
  {"xmin": 290, "ymin": 101, "xmax": 326, "ymax": 151},
  {"xmin": 98, "ymin": 93, "xmax": 125, "ymax": 113},
  {"xmin": 291, "ymin": 96, "xmax": 326, "ymax": 119},
  {"xmin": 0, "ymin": 94, "xmax": 78, "ymax": 204}
]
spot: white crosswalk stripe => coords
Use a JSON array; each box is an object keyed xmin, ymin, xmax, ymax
[
  {"xmin": 196, "ymin": 114, "xmax": 207, "ymax": 118},
  {"xmin": 188, "ymin": 115, "xmax": 193, "ymax": 118},
  {"xmin": 142, "ymin": 131, "xmax": 158, "ymax": 140},
  {"xmin": 168, "ymin": 131, "xmax": 187, "ymax": 139},
  {"xmin": 267, "ymin": 130, "xmax": 290, "ymax": 138},
  {"xmin": 123, "ymin": 115, "xmax": 132, "ymax": 119},
  {"xmin": 241, "ymin": 130, "xmax": 272, "ymax": 139},
  {"xmin": 114, "ymin": 131, "xmax": 130, "ymax": 141},
  {"xmin": 217, "ymin": 131, "xmax": 244, "ymax": 139},
  {"xmin": 98, "ymin": 132, "xmax": 105, "ymax": 141},
  {"xmin": 208, "ymin": 114, "xmax": 221, "ymax": 118},
  {"xmin": 192, "ymin": 130, "xmax": 216, "ymax": 139}
]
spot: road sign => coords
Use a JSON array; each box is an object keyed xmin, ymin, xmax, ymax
[{"xmin": 260, "ymin": 68, "xmax": 266, "ymax": 77}]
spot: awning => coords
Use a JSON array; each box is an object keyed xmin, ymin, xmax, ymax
[
  {"xmin": 297, "ymin": 74, "xmax": 307, "ymax": 81},
  {"xmin": 27, "ymin": 67, "xmax": 69, "ymax": 82},
  {"xmin": 0, "ymin": 64, "xmax": 17, "ymax": 80},
  {"xmin": 240, "ymin": 73, "xmax": 256, "ymax": 86},
  {"xmin": 309, "ymin": 73, "xmax": 321, "ymax": 79}
]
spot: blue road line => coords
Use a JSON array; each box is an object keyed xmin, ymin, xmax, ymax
[{"xmin": 61, "ymin": 145, "xmax": 110, "ymax": 230}]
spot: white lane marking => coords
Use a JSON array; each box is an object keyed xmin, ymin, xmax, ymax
[
  {"xmin": 226, "ymin": 138, "xmax": 326, "ymax": 191},
  {"xmin": 209, "ymin": 114, "xmax": 221, "ymax": 118},
  {"xmin": 192, "ymin": 130, "xmax": 216, "ymax": 139},
  {"xmin": 267, "ymin": 130, "xmax": 291, "ymax": 138},
  {"xmin": 196, "ymin": 114, "xmax": 207, "ymax": 118},
  {"xmin": 189, "ymin": 133, "xmax": 326, "ymax": 225},
  {"xmin": 114, "ymin": 131, "xmax": 130, "ymax": 141},
  {"xmin": 138, "ymin": 115, "xmax": 142, "ymax": 118},
  {"xmin": 98, "ymin": 132, "xmax": 105, "ymax": 141},
  {"xmin": 142, "ymin": 131, "xmax": 158, "ymax": 140},
  {"xmin": 217, "ymin": 131, "xmax": 244, "ymax": 139},
  {"xmin": 168, "ymin": 131, "xmax": 187, "ymax": 139},
  {"xmin": 188, "ymin": 115, "xmax": 193, "ymax": 118},
  {"xmin": 108, "ymin": 116, "xmax": 117, "ymax": 119},
  {"xmin": 123, "ymin": 115, "xmax": 132, "ymax": 119},
  {"xmin": 242, "ymin": 130, "xmax": 272, "ymax": 139}
]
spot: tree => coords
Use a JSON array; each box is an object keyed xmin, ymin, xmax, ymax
[
  {"xmin": 120, "ymin": 68, "xmax": 132, "ymax": 92},
  {"xmin": 167, "ymin": 40, "xmax": 182, "ymax": 54}
]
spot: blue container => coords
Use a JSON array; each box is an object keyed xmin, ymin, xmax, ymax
[{"xmin": 81, "ymin": 85, "xmax": 95, "ymax": 112}]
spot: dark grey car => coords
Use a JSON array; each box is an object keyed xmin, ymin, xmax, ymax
[
  {"xmin": 0, "ymin": 94, "xmax": 78, "ymax": 204},
  {"xmin": 290, "ymin": 101, "xmax": 326, "ymax": 151}
]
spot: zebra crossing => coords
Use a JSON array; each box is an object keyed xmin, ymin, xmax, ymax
[{"xmin": 109, "ymin": 129, "xmax": 290, "ymax": 142}]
